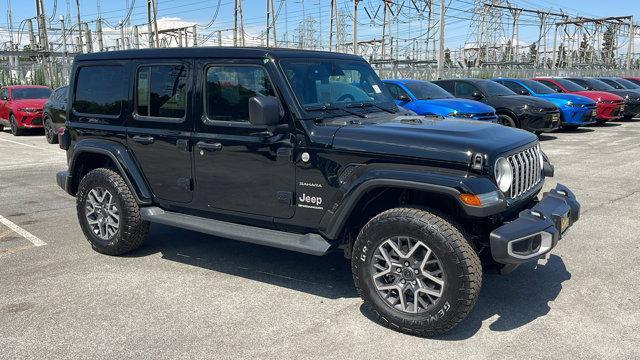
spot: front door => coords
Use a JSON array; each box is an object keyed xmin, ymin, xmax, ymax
[
  {"xmin": 192, "ymin": 59, "xmax": 295, "ymax": 219},
  {"xmin": 126, "ymin": 60, "xmax": 193, "ymax": 204}
]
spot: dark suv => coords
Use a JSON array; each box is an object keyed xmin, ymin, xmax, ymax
[
  {"xmin": 43, "ymin": 85, "xmax": 68, "ymax": 144},
  {"xmin": 56, "ymin": 48, "xmax": 580, "ymax": 337},
  {"xmin": 433, "ymin": 78, "xmax": 560, "ymax": 134}
]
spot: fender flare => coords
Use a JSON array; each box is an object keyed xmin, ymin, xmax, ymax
[
  {"xmin": 319, "ymin": 169, "xmax": 506, "ymax": 240},
  {"xmin": 68, "ymin": 139, "xmax": 152, "ymax": 204}
]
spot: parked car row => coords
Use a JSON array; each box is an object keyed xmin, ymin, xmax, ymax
[
  {"xmin": 1, "ymin": 76, "xmax": 638, "ymax": 142},
  {"xmin": 382, "ymin": 76, "xmax": 640, "ymax": 134}
]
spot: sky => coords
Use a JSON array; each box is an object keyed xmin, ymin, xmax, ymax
[{"xmin": 2, "ymin": 0, "xmax": 640, "ymax": 56}]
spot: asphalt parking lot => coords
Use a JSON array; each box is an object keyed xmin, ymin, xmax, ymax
[{"xmin": 1, "ymin": 121, "xmax": 639, "ymax": 360}]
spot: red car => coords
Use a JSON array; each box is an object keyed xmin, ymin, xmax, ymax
[
  {"xmin": 0, "ymin": 85, "xmax": 52, "ymax": 136},
  {"xmin": 532, "ymin": 77, "xmax": 624, "ymax": 123},
  {"xmin": 624, "ymin": 77, "xmax": 640, "ymax": 87}
]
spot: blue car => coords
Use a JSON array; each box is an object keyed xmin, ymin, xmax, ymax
[
  {"xmin": 492, "ymin": 78, "xmax": 597, "ymax": 129},
  {"xmin": 383, "ymin": 79, "xmax": 498, "ymax": 122}
]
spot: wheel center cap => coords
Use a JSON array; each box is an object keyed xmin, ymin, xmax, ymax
[{"xmin": 401, "ymin": 267, "xmax": 416, "ymax": 281}]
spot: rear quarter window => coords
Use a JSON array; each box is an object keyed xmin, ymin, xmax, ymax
[{"xmin": 73, "ymin": 65, "xmax": 127, "ymax": 118}]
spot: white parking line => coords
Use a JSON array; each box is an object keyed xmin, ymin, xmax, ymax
[
  {"xmin": 0, "ymin": 215, "xmax": 47, "ymax": 247},
  {"xmin": 0, "ymin": 137, "xmax": 41, "ymax": 149}
]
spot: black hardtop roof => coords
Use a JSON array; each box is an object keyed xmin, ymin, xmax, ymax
[{"xmin": 74, "ymin": 46, "xmax": 365, "ymax": 62}]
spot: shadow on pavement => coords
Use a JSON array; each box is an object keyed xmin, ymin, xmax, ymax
[
  {"xmin": 556, "ymin": 127, "xmax": 595, "ymax": 134},
  {"xmin": 538, "ymin": 134, "xmax": 557, "ymax": 141},
  {"xmin": 128, "ymin": 223, "xmax": 358, "ymax": 299},
  {"xmin": 436, "ymin": 255, "xmax": 571, "ymax": 340}
]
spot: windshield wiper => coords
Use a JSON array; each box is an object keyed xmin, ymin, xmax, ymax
[
  {"xmin": 304, "ymin": 104, "xmax": 367, "ymax": 118},
  {"xmin": 346, "ymin": 102, "xmax": 396, "ymax": 114}
]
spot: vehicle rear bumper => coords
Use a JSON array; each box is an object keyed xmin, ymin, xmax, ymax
[{"xmin": 489, "ymin": 184, "xmax": 580, "ymax": 265}]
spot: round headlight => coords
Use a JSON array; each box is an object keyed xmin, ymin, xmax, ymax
[{"xmin": 494, "ymin": 157, "xmax": 513, "ymax": 193}]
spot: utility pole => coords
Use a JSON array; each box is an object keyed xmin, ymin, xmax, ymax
[
  {"xmin": 96, "ymin": 19, "xmax": 104, "ymax": 52},
  {"xmin": 233, "ymin": 0, "xmax": 239, "ymax": 46},
  {"xmin": 551, "ymin": 24, "xmax": 558, "ymax": 69},
  {"xmin": 35, "ymin": 0, "xmax": 49, "ymax": 50},
  {"xmin": 152, "ymin": 0, "xmax": 160, "ymax": 47},
  {"xmin": 627, "ymin": 18, "xmax": 634, "ymax": 70},
  {"xmin": 133, "ymin": 26, "xmax": 140, "ymax": 48},
  {"xmin": 537, "ymin": 12, "xmax": 548, "ymax": 67},
  {"xmin": 381, "ymin": 0, "xmax": 389, "ymax": 59},
  {"xmin": 147, "ymin": 0, "xmax": 153, "ymax": 47},
  {"xmin": 75, "ymin": 0, "xmax": 83, "ymax": 52},
  {"xmin": 119, "ymin": 21, "xmax": 126, "ymax": 50},
  {"xmin": 436, "ymin": 0, "xmax": 445, "ymax": 79},
  {"xmin": 266, "ymin": 0, "xmax": 277, "ymax": 47},
  {"xmin": 352, "ymin": 0, "xmax": 359, "ymax": 55},
  {"xmin": 60, "ymin": 16, "xmax": 68, "ymax": 55},
  {"xmin": 193, "ymin": 25, "xmax": 197, "ymax": 47},
  {"xmin": 84, "ymin": 23, "xmax": 93, "ymax": 52},
  {"xmin": 27, "ymin": 19, "xmax": 36, "ymax": 49}
]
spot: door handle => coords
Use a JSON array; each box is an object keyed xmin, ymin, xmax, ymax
[
  {"xmin": 196, "ymin": 141, "xmax": 223, "ymax": 151},
  {"xmin": 132, "ymin": 135, "xmax": 154, "ymax": 144}
]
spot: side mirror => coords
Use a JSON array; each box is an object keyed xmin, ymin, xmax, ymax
[
  {"xmin": 248, "ymin": 96, "xmax": 281, "ymax": 126},
  {"xmin": 472, "ymin": 91, "xmax": 483, "ymax": 100},
  {"xmin": 520, "ymin": 89, "xmax": 531, "ymax": 96},
  {"xmin": 1, "ymin": 96, "xmax": 7, "ymax": 101},
  {"xmin": 396, "ymin": 93, "xmax": 411, "ymax": 102}
]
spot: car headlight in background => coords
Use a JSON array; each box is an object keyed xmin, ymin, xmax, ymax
[{"xmin": 494, "ymin": 157, "xmax": 513, "ymax": 193}]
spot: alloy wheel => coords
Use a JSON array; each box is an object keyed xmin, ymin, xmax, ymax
[
  {"xmin": 371, "ymin": 236, "xmax": 445, "ymax": 314},
  {"xmin": 85, "ymin": 187, "xmax": 120, "ymax": 240}
]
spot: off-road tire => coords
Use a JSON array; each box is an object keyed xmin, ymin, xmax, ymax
[
  {"xmin": 44, "ymin": 116, "xmax": 58, "ymax": 144},
  {"xmin": 76, "ymin": 168, "xmax": 149, "ymax": 255},
  {"xmin": 9, "ymin": 114, "xmax": 23, "ymax": 136},
  {"xmin": 497, "ymin": 113, "xmax": 517, "ymax": 128},
  {"xmin": 352, "ymin": 207, "xmax": 482, "ymax": 337}
]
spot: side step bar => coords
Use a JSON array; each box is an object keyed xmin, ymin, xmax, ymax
[{"xmin": 140, "ymin": 207, "xmax": 333, "ymax": 256}]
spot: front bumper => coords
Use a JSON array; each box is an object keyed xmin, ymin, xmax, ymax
[
  {"xmin": 522, "ymin": 110, "xmax": 561, "ymax": 132},
  {"xmin": 560, "ymin": 106, "xmax": 596, "ymax": 126},
  {"xmin": 489, "ymin": 184, "xmax": 580, "ymax": 265},
  {"xmin": 56, "ymin": 170, "xmax": 73, "ymax": 195},
  {"xmin": 596, "ymin": 102, "xmax": 624, "ymax": 121},
  {"xmin": 15, "ymin": 112, "xmax": 44, "ymax": 128}
]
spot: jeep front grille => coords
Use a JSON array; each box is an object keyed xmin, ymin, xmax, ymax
[{"xmin": 507, "ymin": 144, "xmax": 542, "ymax": 199}]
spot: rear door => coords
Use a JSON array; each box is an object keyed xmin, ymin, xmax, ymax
[
  {"xmin": 126, "ymin": 60, "xmax": 194, "ymax": 204},
  {"xmin": 191, "ymin": 59, "xmax": 295, "ymax": 219}
]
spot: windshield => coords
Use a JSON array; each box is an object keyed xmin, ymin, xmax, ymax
[
  {"xmin": 404, "ymin": 81, "xmax": 453, "ymax": 100},
  {"xmin": 280, "ymin": 58, "xmax": 396, "ymax": 112},
  {"xmin": 12, "ymin": 87, "xmax": 52, "ymax": 100},
  {"xmin": 554, "ymin": 78, "xmax": 586, "ymax": 92},
  {"xmin": 579, "ymin": 78, "xmax": 616, "ymax": 91},
  {"xmin": 479, "ymin": 80, "xmax": 515, "ymax": 96},
  {"xmin": 520, "ymin": 79, "xmax": 555, "ymax": 94},
  {"xmin": 612, "ymin": 78, "xmax": 640, "ymax": 89}
]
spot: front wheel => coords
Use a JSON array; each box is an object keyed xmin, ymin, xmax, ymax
[
  {"xmin": 9, "ymin": 114, "xmax": 23, "ymax": 136},
  {"xmin": 497, "ymin": 113, "xmax": 517, "ymax": 128},
  {"xmin": 352, "ymin": 207, "xmax": 482, "ymax": 337},
  {"xmin": 76, "ymin": 168, "xmax": 149, "ymax": 255},
  {"xmin": 44, "ymin": 116, "xmax": 58, "ymax": 144}
]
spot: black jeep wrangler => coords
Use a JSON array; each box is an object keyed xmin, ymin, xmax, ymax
[{"xmin": 56, "ymin": 48, "xmax": 580, "ymax": 337}]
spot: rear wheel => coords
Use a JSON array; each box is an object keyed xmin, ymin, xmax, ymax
[
  {"xmin": 497, "ymin": 113, "xmax": 517, "ymax": 128},
  {"xmin": 44, "ymin": 116, "xmax": 58, "ymax": 144},
  {"xmin": 352, "ymin": 207, "xmax": 482, "ymax": 337},
  {"xmin": 9, "ymin": 114, "xmax": 23, "ymax": 136},
  {"xmin": 76, "ymin": 168, "xmax": 149, "ymax": 255}
]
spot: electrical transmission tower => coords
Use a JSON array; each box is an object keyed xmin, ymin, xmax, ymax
[{"xmin": 464, "ymin": 0, "xmax": 508, "ymax": 66}]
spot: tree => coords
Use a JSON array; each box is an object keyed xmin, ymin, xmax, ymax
[
  {"xmin": 444, "ymin": 48, "xmax": 453, "ymax": 66},
  {"xmin": 602, "ymin": 25, "xmax": 616, "ymax": 65},
  {"xmin": 579, "ymin": 34, "xmax": 589, "ymax": 63},
  {"xmin": 528, "ymin": 43, "xmax": 538, "ymax": 63},
  {"xmin": 556, "ymin": 44, "xmax": 567, "ymax": 68}
]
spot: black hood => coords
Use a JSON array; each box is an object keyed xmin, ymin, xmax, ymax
[
  {"xmin": 327, "ymin": 114, "xmax": 537, "ymax": 165},
  {"xmin": 603, "ymin": 89, "xmax": 640, "ymax": 101},
  {"xmin": 485, "ymin": 95, "xmax": 557, "ymax": 110}
]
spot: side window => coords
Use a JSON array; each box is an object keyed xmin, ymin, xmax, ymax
[
  {"xmin": 1, "ymin": 88, "xmax": 8, "ymax": 100},
  {"xmin": 537, "ymin": 80, "xmax": 562, "ymax": 93},
  {"xmin": 205, "ymin": 65, "xmax": 275, "ymax": 123},
  {"xmin": 502, "ymin": 81, "xmax": 527, "ymax": 94},
  {"xmin": 569, "ymin": 79, "xmax": 587, "ymax": 88},
  {"xmin": 601, "ymin": 79, "xmax": 621, "ymax": 89},
  {"xmin": 384, "ymin": 83, "xmax": 408, "ymax": 99},
  {"xmin": 435, "ymin": 81, "xmax": 454, "ymax": 94},
  {"xmin": 455, "ymin": 82, "xmax": 478, "ymax": 98},
  {"xmin": 136, "ymin": 65, "xmax": 188, "ymax": 120},
  {"xmin": 74, "ymin": 66, "xmax": 127, "ymax": 117}
]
